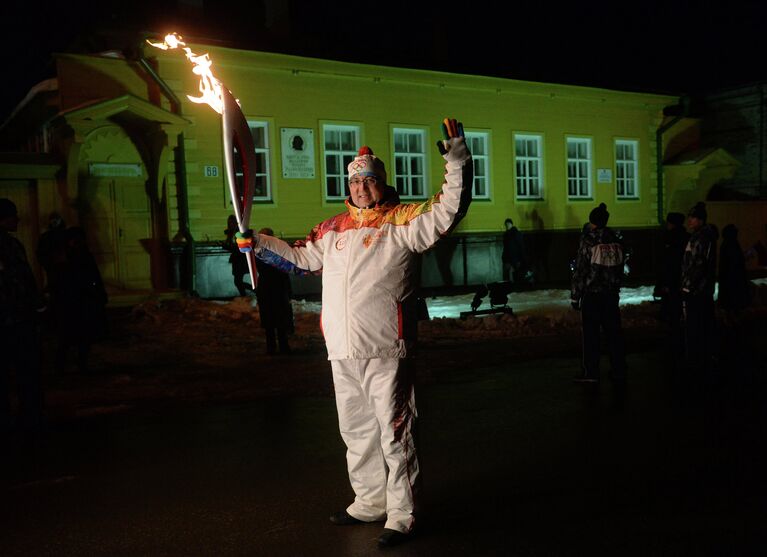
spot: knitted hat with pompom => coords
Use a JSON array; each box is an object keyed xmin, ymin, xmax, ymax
[
  {"xmin": 347, "ymin": 146, "xmax": 387, "ymax": 185},
  {"xmin": 589, "ymin": 203, "xmax": 609, "ymax": 228}
]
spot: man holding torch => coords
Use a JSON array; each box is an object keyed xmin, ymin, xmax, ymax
[{"xmin": 237, "ymin": 118, "xmax": 472, "ymax": 547}]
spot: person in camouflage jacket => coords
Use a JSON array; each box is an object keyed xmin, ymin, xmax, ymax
[
  {"xmin": 681, "ymin": 203, "xmax": 718, "ymax": 298},
  {"xmin": 680, "ymin": 202, "xmax": 718, "ymax": 372},
  {"xmin": 571, "ymin": 203, "xmax": 627, "ymax": 384}
]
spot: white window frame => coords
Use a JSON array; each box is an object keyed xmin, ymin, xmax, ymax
[
  {"xmin": 392, "ymin": 127, "xmax": 428, "ymax": 199},
  {"xmin": 237, "ymin": 120, "xmax": 271, "ymax": 201},
  {"xmin": 615, "ymin": 139, "xmax": 639, "ymax": 199},
  {"xmin": 566, "ymin": 137, "xmax": 592, "ymax": 199},
  {"xmin": 514, "ymin": 134, "xmax": 544, "ymax": 200},
  {"xmin": 465, "ymin": 131, "xmax": 491, "ymax": 199},
  {"xmin": 322, "ymin": 124, "xmax": 360, "ymax": 201}
]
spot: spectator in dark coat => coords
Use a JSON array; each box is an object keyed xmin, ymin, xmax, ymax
[
  {"xmin": 0, "ymin": 199, "xmax": 44, "ymax": 432},
  {"xmin": 654, "ymin": 212, "xmax": 689, "ymax": 327},
  {"xmin": 255, "ymin": 227, "xmax": 294, "ymax": 354},
  {"xmin": 502, "ymin": 218, "xmax": 526, "ymax": 283},
  {"xmin": 36, "ymin": 212, "xmax": 67, "ymax": 289},
  {"xmin": 51, "ymin": 227, "xmax": 108, "ymax": 373},
  {"xmin": 718, "ymin": 224, "xmax": 750, "ymax": 318}
]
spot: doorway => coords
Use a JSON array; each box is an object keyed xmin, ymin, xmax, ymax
[{"xmin": 80, "ymin": 177, "xmax": 152, "ymax": 290}]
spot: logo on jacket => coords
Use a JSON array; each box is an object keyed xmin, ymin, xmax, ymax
[
  {"xmin": 363, "ymin": 229, "xmax": 387, "ymax": 249},
  {"xmin": 335, "ymin": 236, "xmax": 347, "ymax": 250}
]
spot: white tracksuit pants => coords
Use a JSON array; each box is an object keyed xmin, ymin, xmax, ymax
[{"xmin": 330, "ymin": 357, "xmax": 419, "ymax": 534}]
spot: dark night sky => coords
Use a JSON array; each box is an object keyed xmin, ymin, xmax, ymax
[{"xmin": 1, "ymin": 0, "xmax": 766, "ymax": 125}]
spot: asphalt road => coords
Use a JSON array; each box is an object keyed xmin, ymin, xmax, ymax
[{"xmin": 2, "ymin": 325, "xmax": 766, "ymax": 556}]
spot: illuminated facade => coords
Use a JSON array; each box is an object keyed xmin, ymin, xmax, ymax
[{"xmin": 5, "ymin": 40, "xmax": 726, "ymax": 296}]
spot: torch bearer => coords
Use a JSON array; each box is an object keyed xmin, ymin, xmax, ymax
[{"xmin": 149, "ymin": 33, "xmax": 258, "ymax": 287}]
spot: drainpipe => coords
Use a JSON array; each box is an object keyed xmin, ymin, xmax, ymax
[
  {"xmin": 135, "ymin": 55, "xmax": 197, "ymax": 295},
  {"xmin": 656, "ymin": 96, "xmax": 689, "ymax": 224},
  {"xmin": 760, "ymin": 84, "xmax": 764, "ymax": 197}
]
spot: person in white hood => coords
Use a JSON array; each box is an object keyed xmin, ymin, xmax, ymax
[{"xmin": 237, "ymin": 118, "xmax": 472, "ymax": 547}]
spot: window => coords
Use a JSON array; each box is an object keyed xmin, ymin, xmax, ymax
[
  {"xmin": 234, "ymin": 121, "xmax": 271, "ymax": 201},
  {"xmin": 393, "ymin": 128, "xmax": 427, "ymax": 198},
  {"xmin": 615, "ymin": 140, "xmax": 639, "ymax": 199},
  {"xmin": 514, "ymin": 134, "xmax": 543, "ymax": 199},
  {"xmin": 323, "ymin": 124, "xmax": 360, "ymax": 200},
  {"xmin": 465, "ymin": 132, "xmax": 490, "ymax": 199},
  {"xmin": 567, "ymin": 137, "xmax": 592, "ymax": 199}
]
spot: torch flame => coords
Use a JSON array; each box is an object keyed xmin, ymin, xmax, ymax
[{"xmin": 147, "ymin": 33, "xmax": 225, "ymax": 114}]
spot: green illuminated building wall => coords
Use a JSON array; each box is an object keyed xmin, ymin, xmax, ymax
[
  {"xmin": 5, "ymin": 43, "xmax": 684, "ymax": 294},
  {"xmin": 147, "ymin": 43, "xmax": 676, "ymax": 241}
]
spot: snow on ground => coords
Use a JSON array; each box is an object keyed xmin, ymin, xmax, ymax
[
  {"xmin": 424, "ymin": 285, "xmax": 657, "ymax": 319},
  {"xmin": 294, "ymin": 280, "xmax": 767, "ymax": 320},
  {"xmin": 293, "ymin": 285, "xmax": 657, "ymax": 320}
]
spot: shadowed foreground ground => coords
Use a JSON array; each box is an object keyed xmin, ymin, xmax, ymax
[{"xmin": 2, "ymin": 303, "xmax": 766, "ymax": 556}]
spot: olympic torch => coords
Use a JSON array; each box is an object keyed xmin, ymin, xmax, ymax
[{"xmin": 148, "ymin": 33, "xmax": 258, "ymax": 287}]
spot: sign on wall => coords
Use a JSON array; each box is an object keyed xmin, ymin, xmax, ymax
[
  {"xmin": 89, "ymin": 163, "xmax": 142, "ymax": 177},
  {"xmin": 281, "ymin": 128, "xmax": 315, "ymax": 179},
  {"xmin": 203, "ymin": 165, "xmax": 219, "ymax": 177},
  {"xmin": 597, "ymin": 168, "xmax": 612, "ymax": 183}
]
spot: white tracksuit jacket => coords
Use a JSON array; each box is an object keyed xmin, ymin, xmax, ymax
[{"xmin": 252, "ymin": 138, "xmax": 473, "ymax": 359}]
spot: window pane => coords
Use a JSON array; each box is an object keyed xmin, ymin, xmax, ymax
[
  {"xmin": 411, "ymin": 177, "xmax": 423, "ymax": 196},
  {"xmin": 341, "ymin": 131, "xmax": 355, "ymax": 151},
  {"xmin": 474, "ymin": 137, "xmax": 486, "ymax": 156},
  {"xmin": 568, "ymin": 161, "xmax": 576, "ymax": 178},
  {"xmin": 395, "ymin": 133, "xmax": 407, "ymax": 151},
  {"xmin": 396, "ymin": 176, "xmax": 406, "ymax": 194},
  {"xmin": 251, "ymin": 126, "xmax": 266, "ymax": 148},
  {"xmin": 327, "ymin": 177, "xmax": 339, "ymax": 197},
  {"xmin": 475, "ymin": 177, "xmax": 486, "ymax": 196},
  {"xmin": 515, "ymin": 139, "xmax": 525, "ymax": 157},
  {"xmin": 411, "ymin": 157, "xmax": 423, "ymax": 176},
  {"xmin": 255, "ymin": 152, "xmax": 266, "ymax": 171},
  {"xmin": 579, "ymin": 162, "xmax": 588, "ymax": 178},
  {"xmin": 567, "ymin": 141, "xmax": 576, "ymax": 158},
  {"xmin": 530, "ymin": 180, "xmax": 539, "ymax": 197},
  {"xmin": 474, "ymin": 158, "xmax": 485, "ymax": 177},
  {"xmin": 325, "ymin": 130, "xmax": 339, "ymax": 151},
  {"xmin": 326, "ymin": 154, "xmax": 338, "ymax": 174},
  {"xmin": 255, "ymin": 176, "xmax": 266, "ymax": 197},
  {"xmin": 409, "ymin": 133, "xmax": 422, "ymax": 153},
  {"xmin": 516, "ymin": 160, "xmax": 525, "ymax": 178},
  {"xmin": 396, "ymin": 156, "xmax": 406, "ymax": 174}
]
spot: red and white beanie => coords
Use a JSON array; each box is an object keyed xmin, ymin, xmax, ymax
[{"xmin": 347, "ymin": 146, "xmax": 387, "ymax": 184}]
